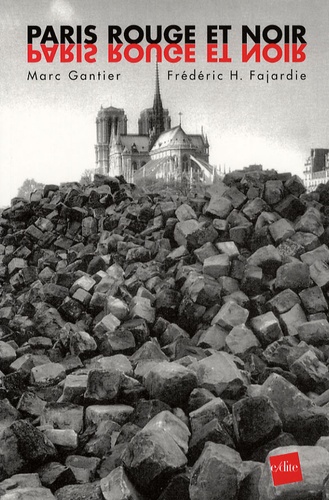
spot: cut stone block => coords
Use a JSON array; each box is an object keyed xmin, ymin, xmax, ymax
[
  {"xmin": 0, "ymin": 399, "xmax": 20, "ymax": 434},
  {"xmin": 297, "ymin": 319, "xmax": 329, "ymax": 345},
  {"xmin": 197, "ymin": 324, "xmax": 228, "ymax": 351},
  {"xmin": 84, "ymin": 368, "xmax": 122, "ymax": 402},
  {"xmin": 215, "ymin": 241, "xmax": 239, "ymax": 259},
  {"xmin": 259, "ymin": 373, "xmax": 314, "ymax": 424},
  {"xmin": 105, "ymin": 296, "xmax": 129, "ymax": 321},
  {"xmin": 205, "ymin": 196, "xmax": 232, "ymax": 218},
  {"xmin": 100, "ymin": 466, "xmax": 144, "ymax": 500},
  {"xmin": 58, "ymin": 374, "xmax": 88, "ymax": 403},
  {"xmin": 188, "ymin": 419, "xmax": 235, "ymax": 463},
  {"xmin": 300, "ymin": 243, "xmax": 329, "ymax": 265},
  {"xmin": 242, "ymin": 197, "xmax": 269, "ymax": 221},
  {"xmin": 37, "ymin": 462, "xmax": 75, "ymax": 492},
  {"xmin": 130, "ymin": 297, "xmax": 155, "ymax": 324},
  {"xmin": 203, "ymin": 254, "xmax": 230, "ymax": 278},
  {"xmin": 229, "ymin": 224, "xmax": 253, "ymax": 246},
  {"xmin": 189, "ymin": 442, "xmax": 242, "ymax": 500},
  {"xmin": 10, "ymin": 420, "xmax": 57, "ymax": 464},
  {"xmin": 30, "ymin": 363, "xmax": 65, "ymax": 386},
  {"xmin": 275, "ymin": 261, "xmax": 310, "ymax": 291},
  {"xmin": 285, "ymin": 174, "xmax": 306, "ymax": 196},
  {"xmin": 44, "ymin": 429, "xmax": 78, "ymax": 450},
  {"xmin": 186, "ymin": 274, "xmax": 222, "ymax": 308},
  {"xmin": 188, "ymin": 388, "xmax": 216, "ymax": 413},
  {"xmin": 70, "ymin": 330, "xmax": 97, "ymax": 356},
  {"xmin": 85, "ymin": 405, "xmax": 134, "ymax": 427},
  {"xmin": 223, "ymin": 185, "xmax": 247, "ymax": 209},
  {"xmin": 295, "ymin": 208, "xmax": 324, "ymax": 237},
  {"xmin": 17, "ymin": 391, "xmax": 47, "ymax": 417},
  {"xmin": 43, "ymin": 283, "xmax": 69, "ymax": 308},
  {"xmin": 266, "ymin": 288, "xmax": 301, "ymax": 315},
  {"xmin": 309, "ymin": 260, "xmax": 329, "ymax": 288},
  {"xmin": 232, "ymin": 396, "xmax": 282, "ymax": 449},
  {"xmin": 225, "ymin": 325, "xmax": 260, "ymax": 355},
  {"xmin": 241, "ymin": 264, "xmax": 263, "ymax": 296},
  {"xmin": 174, "ymin": 219, "xmax": 201, "ymax": 247},
  {"xmin": 247, "ymin": 245, "xmax": 282, "ymax": 275},
  {"xmin": 195, "ymin": 352, "xmax": 247, "ymax": 398},
  {"xmin": 211, "ymin": 301, "xmax": 249, "ymax": 331},
  {"xmin": 189, "ymin": 397, "xmax": 229, "ymax": 434},
  {"xmin": 8, "ymin": 258, "xmax": 27, "ymax": 276},
  {"xmin": 269, "ymin": 218, "xmax": 295, "ymax": 244},
  {"xmin": 0, "ymin": 341, "xmax": 16, "ymax": 371},
  {"xmin": 0, "ymin": 473, "xmax": 41, "ymax": 495},
  {"xmin": 194, "ymin": 242, "xmax": 218, "ymax": 263},
  {"xmin": 186, "ymin": 223, "xmax": 219, "ymax": 249},
  {"xmin": 40, "ymin": 403, "xmax": 84, "ymax": 433},
  {"xmin": 264, "ymin": 180, "xmax": 284, "ymax": 205},
  {"xmin": 94, "ymin": 313, "xmax": 121, "ymax": 335},
  {"xmin": 144, "ymin": 361, "xmax": 197, "ymax": 407},
  {"xmin": 274, "ymin": 194, "xmax": 306, "ymax": 221},
  {"xmin": 122, "ymin": 429, "xmax": 187, "ymax": 495},
  {"xmin": 175, "ymin": 203, "xmax": 197, "ymax": 221},
  {"xmin": 65, "ymin": 455, "xmax": 101, "ymax": 484},
  {"xmin": 299, "ymin": 286, "xmax": 328, "ymax": 313},
  {"xmin": 143, "ymin": 410, "xmax": 190, "ymax": 454},
  {"xmin": 290, "ymin": 350, "xmax": 329, "ymax": 392},
  {"xmin": 70, "ymin": 275, "xmax": 96, "ymax": 295},
  {"xmin": 279, "ymin": 303, "xmax": 307, "ymax": 336},
  {"xmin": 277, "ymin": 237, "xmax": 304, "ymax": 261},
  {"xmin": 250, "ymin": 311, "xmax": 283, "ymax": 346}
]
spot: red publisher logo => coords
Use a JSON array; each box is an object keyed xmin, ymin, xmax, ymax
[{"xmin": 270, "ymin": 452, "xmax": 303, "ymax": 486}]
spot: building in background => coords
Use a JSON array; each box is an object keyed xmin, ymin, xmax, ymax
[
  {"xmin": 303, "ymin": 148, "xmax": 329, "ymax": 192},
  {"xmin": 95, "ymin": 65, "xmax": 216, "ymax": 184},
  {"xmin": 134, "ymin": 124, "xmax": 213, "ymax": 185}
]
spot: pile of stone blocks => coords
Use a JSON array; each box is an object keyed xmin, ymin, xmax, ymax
[{"xmin": 0, "ymin": 171, "xmax": 329, "ymax": 499}]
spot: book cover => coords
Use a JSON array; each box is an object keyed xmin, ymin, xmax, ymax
[{"xmin": 1, "ymin": 1, "xmax": 329, "ymax": 499}]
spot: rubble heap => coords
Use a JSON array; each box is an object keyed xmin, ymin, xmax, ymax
[{"xmin": 0, "ymin": 171, "xmax": 329, "ymax": 499}]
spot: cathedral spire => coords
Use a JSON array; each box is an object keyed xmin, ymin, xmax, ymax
[
  {"xmin": 149, "ymin": 62, "xmax": 165, "ymax": 149},
  {"xmin": 153, "ymin": 61, "xmax": 163, "ymax": 113}
]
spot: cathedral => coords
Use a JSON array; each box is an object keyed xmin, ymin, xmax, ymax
[{"xmin": 95, "ymin": 65, "xmax": 216, "ymax": 184}]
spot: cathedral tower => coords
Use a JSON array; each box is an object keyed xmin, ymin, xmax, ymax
[{"xmin": 95, "ymin": 106, "xmax": 127, "ymax": 174}]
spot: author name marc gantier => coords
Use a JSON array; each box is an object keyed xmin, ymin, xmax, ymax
[{"xmin": 26, "ymin": 68, "xmax": 307, "ymax": 83}]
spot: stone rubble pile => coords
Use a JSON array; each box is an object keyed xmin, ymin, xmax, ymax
[{"xmin": 0, "ymin": 171, "xmax": 329, "ymax": 499}]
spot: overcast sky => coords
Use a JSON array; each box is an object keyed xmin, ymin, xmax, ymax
[{"xmin": 0, "ymin": 0, "xmax": 328, "ymax": 206}]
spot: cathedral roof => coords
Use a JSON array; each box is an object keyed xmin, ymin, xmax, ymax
[
  {"xmin": 188, "ymin": 134, "xmax": 208, "ymax": 151},
  {"xmin": 151, "ymin": 125, "xmax": 193, "ymax": 150},
  {"xmin": 119, "ymin": 135, "xmax": 149, "ymax": 153}
]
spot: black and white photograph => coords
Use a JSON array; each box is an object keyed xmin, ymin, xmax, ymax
[{"xmin": 0, "ymin": 1, "xmax": 329, "ymax": 499}]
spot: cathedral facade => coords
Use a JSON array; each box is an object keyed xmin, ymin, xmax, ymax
[{"xmin": 95, "ymin": 65, "xmax": 214, "ymax": 184}]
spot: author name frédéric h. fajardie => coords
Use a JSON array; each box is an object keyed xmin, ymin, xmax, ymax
[{"xmin": 166, "ymin": 68, "xmax": 307, "ymax": 83}]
